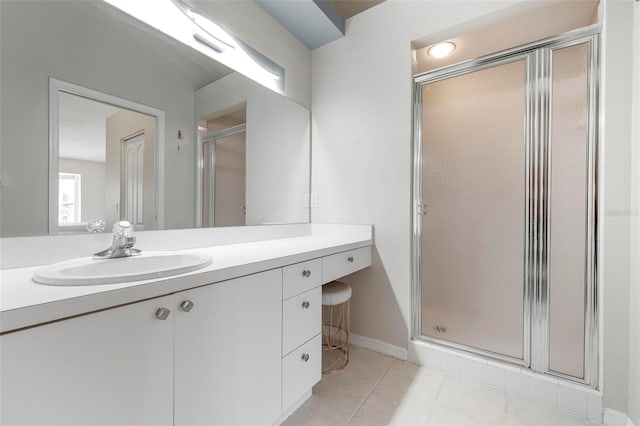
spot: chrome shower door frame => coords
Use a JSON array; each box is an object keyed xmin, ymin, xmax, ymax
[
  {"xmin": 199, "ymin": 123, "xmax": 247, "ymax": 227},
  {"xmin": 411, "ymin": 25, "xmax": 600, "ymax": 388}
]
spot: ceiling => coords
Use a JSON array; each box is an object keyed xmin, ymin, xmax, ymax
[
  {"xmin": 59, "ymin": 92, "xmax": 120, "ymax": 163},
  {"xmin": 256, "ymin": 0, "xmax": 386, "ymax": 49},
  {"xmin": 331, "ymin": 0, "xmax": 385, "ymax": 19}
]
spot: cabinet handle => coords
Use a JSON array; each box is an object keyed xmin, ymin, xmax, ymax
[
  {"xmin": 347, "ymin": 256, "xmax": 354, "ymax": 263},
  {"xmin": 302, "ymin": 269, "xmax": 311, "ymax": 278},
  {"xmin": 155, "ymin": 308, "xmax": 171, "ymax": 320},
  {"xmin": 302, "ymin": 300, "xmax": 310, "ymax": 309},
  {"xmin": 301, "ymin": 353, "xmax": 310, "ymax": 362},
  {"xmin": 180, "ymin": 300, "xmax": 195, "ymax": 312}
]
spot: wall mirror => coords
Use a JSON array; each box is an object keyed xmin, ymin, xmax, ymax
[
  {"xmin": 0, "ymin": 0, "xmax": 310, "ymax": 237},
  {"xmin": 51, "ymin": 79, "xmax": 164, "ymax": 234}
]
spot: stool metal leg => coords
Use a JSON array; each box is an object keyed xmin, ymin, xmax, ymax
[{"xmin": 322, "ymin": 299, "xmax": 350, "ymax": 374}]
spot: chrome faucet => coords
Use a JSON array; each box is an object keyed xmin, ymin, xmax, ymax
[{"xmin": 93, "ymin": 221, "xmax": 142, "ymax": 259}]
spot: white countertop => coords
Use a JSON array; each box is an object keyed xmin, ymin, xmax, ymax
[{"xmin": 1, "ymin": 230, "xmax": 372, "ymax": 333}]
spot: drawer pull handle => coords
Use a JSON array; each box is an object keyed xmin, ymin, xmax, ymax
[
  {"xmin": 302, "ymin": 300, "xmax": 310, "ymax": 309},
  {"xmin": 301, "ymin": 353, "xmax": 310, "ymax": 362},
  {"xmin": 155, "ymin": 308, "xmax": 171, "ymax": 320},
  {"xmin": 180, "ymin": 300, "xmax": 194, "ymax": 312},
  {"xmin": 302, "ymin": 269, "xmax": 311, "ymax": 278},
  {"xmin": 347, "ymin": 256, "xmax": 354, "ymax": 263}
]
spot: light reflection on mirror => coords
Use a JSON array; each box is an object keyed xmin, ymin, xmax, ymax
[{"xmin": 102, "ymin": 0, "xmax": 286, "ymax": 91}]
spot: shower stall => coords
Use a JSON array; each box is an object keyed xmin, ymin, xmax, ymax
[{"xmin": 412, "ymin": 26, "xmax": 600, "ymax": 387}]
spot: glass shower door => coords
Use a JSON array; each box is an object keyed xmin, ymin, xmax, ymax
[
  {"xmin": 419, "ymin": 58, "xmax": 529, "ymax": 361},
  {"xmin": 202, "ymin": 126, "xmax": 247, "ymax": 228},
  {"xmin": 547, "ymin": 40, "xmax": 595, "ymax": 380}
]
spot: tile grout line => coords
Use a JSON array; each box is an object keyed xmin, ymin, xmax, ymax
[
  {"xmin": 424, "ymin": 368, "xmax": 448, "ymax": 426},
  {"xmin": 503, "ymin": 382, "xmax": 508, "ymax": 426},
  {"xmin": 344, "ymin": 357, "xmax": 399, "ymax": 425}
]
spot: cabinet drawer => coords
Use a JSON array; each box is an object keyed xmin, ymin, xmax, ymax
[
  {"xmin": 283, "ymin": 287, "xmax": 321, "ymax": 355},
  {"xmin": 322, "ymin": 246, "xmax": 372, "ymax": 284},
  {"xmin": 283, "ymin": 258, "xmax": 322, "ymax": 300},
  {"xmin": 282, "ymin": 334, "xmax": 321, "ymax": 412}
]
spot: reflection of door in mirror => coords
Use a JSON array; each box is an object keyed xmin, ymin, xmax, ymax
[
  {"xmin": 203, "ymin": 126, "xmax": 247, "ymax": 228},
  {"xmin": 105, "ymin": 110, "xmax": 156, "ymax": 232},
  {"xmin": 215, "ymin": 131, "xmax": 246, "ymax": 227},
  {"xmin": 54, "ymin": 81, "xmax": 162, "ymax": 234},
  {"xmin": 202, "ymin": 107, "xmax": 247, "ymax": 228},
  {"xmin": 121, "ymin": 132, "xmax": 145, "ymax": 231}
]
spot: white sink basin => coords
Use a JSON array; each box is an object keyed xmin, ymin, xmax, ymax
[{"xmin": 33, "ymin": 252, "xmax": 213, "ymax": 286}]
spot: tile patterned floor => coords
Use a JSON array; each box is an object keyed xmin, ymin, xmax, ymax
[{"xmin": 282, "ymin": 345, "xmax": 598, "ymax": 426}]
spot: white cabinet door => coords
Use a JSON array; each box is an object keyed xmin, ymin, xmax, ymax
[
  {"xmin": 0, "ymin": 295, "xmax": 174, "ymax": 426},
  {"xmin": 174, "ymin": 269, "xmax": 283, "ymax": 426}
]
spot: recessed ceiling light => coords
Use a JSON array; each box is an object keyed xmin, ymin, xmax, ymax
[{"xmin": 427, "ymin": 42, "xmax": 456, "ymax": 59}]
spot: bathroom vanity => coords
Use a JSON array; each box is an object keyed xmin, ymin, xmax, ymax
[
  {"xmin": 0, "ymin": 224, "xmax": 372, "ymax": 425},
  {"xmin": 0, "ymin": 1, "xmax": 369, "ymax": 423}
]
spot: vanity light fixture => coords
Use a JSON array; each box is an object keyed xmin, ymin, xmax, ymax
[
  {"xmin": 193, "ymin": 31, "xmax": 227, "ymax": 53},
  {"xmin": 172, "ymin": 0, "xmax": 281, "ymax": 81},
  {"xmin": 427, "ymin": 41, "xmax": 456, "ymax": 59},
  {"xmin": 172, "ymin": 0, "xmax": 235, "ymax": 53}
]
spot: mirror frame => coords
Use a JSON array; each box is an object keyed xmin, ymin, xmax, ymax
[{"xmin": 48, "ymin": 78, "xmax": 166, "ymax": 234}]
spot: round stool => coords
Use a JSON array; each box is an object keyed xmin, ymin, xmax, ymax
[{"xmin": 321, "ymin": 280, "xmax": 352, "ymax": 373}]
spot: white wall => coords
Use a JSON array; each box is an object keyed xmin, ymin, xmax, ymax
[
  {"xmin": 196, "ymin": 74, "xmax": 310, "ymax": 226},
  {"xmin": 312, "ymin": 0, "xmax": 523, "ymax": 350},
  {"xmin": 312, "ymin": 0, "xmax": 636, "ymax": 414},
  {"xmin": 601, "ymin": 0, "xmax": 635, "ymax": 414},
  {"xmin": 192, "ymin": 0, "xmax": 312, "ymax": 108},
  {"xmin": 58, "ymin": 158, "xmax": 106, "ymax": 224},
  {"xmin": 628, "ymin": 1, "xmax": 640, "ymax": 423}
]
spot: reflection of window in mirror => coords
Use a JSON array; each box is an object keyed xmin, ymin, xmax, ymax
[{"xmin": 58, "ymin": 173, "xmax": 81, "ymax": 225}]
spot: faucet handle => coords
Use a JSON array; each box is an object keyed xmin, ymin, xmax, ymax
[
  {"xmin": 87, "ymin": 219, "xmax": 106, "ymax": 233},
  {"xmin": 112, "ymin": 220, "xmax": 133, "ymax": 237}
]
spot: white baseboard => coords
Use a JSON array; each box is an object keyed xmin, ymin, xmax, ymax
[
  {"xmin": 604, "ymin": 408, "xmax": 635, "ymax": 426},
  {"xmin": 349, "ymin": 332, "xmax": 408, "ymax": 360}
]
